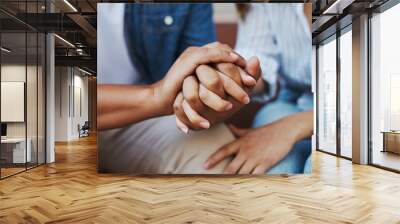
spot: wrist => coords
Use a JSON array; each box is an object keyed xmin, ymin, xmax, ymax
[
  {"xmin": 275, "ymin": 116, "xmax": 303, "ymax": 143},
  {"xmin": 279, "ymin": 112, "xmax": 312, "ymax": 142},
  {"xmin": 150, "ymin": 81, "xmax": 174, "ymax": 116}
]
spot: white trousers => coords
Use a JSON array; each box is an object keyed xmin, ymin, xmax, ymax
[{"xmin": 98, "ymin": 115, "xmax": 234, "ymax": 174}]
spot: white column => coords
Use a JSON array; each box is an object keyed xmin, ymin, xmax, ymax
[
  {"xmin": 46, "ymin": 32, "xmax": 55, "ymax": 163},
  {"xmin": 352, "ymin": 14, "xmax": 369, "ymax": 164}
]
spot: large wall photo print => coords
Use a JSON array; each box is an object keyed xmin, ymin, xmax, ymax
[{"xmin": 97, "ymin": 3, "xmax": 313, "ymax": 175}]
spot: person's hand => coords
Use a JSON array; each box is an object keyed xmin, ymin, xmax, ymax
[
  {"xmin": 152, "ymin": 44, "xmax": 246, "ymax": 115},
  {"xmin": 203, "ymin": 120, "xmax": 299, "ymax": 174},
  {"xmin": 173, "ymin": 56, "xmax": 261, "ymax": 132}
]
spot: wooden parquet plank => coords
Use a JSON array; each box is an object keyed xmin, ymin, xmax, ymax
[{"xmin": 0, "ymin": 134, "xmax": 400, "ymax": 223}]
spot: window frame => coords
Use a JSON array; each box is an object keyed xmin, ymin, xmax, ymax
[{"xmin": 315, "ymin": 24, "xmax": 353, "ymax": 161}]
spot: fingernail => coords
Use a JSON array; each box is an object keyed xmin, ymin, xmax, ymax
[
  {"xmin": 179, "ymin": 125, "xmax": 189, "ymax": 134},
  {"xmin": 176, "ymin": 118, "xmax": 189, "ymax": 134},
  {"xmin": 199, "ymin": 121, "xmax": 210, "ymax": 129},
  {"xmin": 225, "ymin": 103, "xmax": 233, "ymax": 111},
  {"xmin": 243, "ymin": 75, "xmax": 256, "ymax": 85},
  {"xmin": 230, "ymin": 52, "xmax": 238, "ymax": 59},
  {"xmin": 249, "ymin": 56, "xmax": 259, "ymax": 63},
  {"xmin": 243, "ymin": 96, "xmax": 250, "ymax": 104},
  {"xmin": 203, "ymin": 162, "xmax": 209, "ymax": 169}
]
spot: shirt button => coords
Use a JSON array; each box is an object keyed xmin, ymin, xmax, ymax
[{"xmin": 164, "ymin": 15, "xmax": 173, "ymax": 26}]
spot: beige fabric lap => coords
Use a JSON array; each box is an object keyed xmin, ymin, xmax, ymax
[{"xmin": 98, "ymin": 115, "xmax": 234, "ymax": 174}]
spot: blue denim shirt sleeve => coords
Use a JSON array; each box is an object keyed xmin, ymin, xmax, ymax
[
  {"xmin": 124, "ymin": 4, "xmax": 216, "ymax": 84},
  {"xmin": 177, "ymin": 4, "xmax": 216, "ymax": 53}
]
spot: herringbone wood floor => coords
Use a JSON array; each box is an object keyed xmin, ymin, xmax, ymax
[{"xmin": 1, "ymin": 134, "xmax": 400, "ymax": 224}]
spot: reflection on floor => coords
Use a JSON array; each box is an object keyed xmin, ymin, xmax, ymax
[
  {"xmin": 0, "ymin": 134, "xmax": 400, "ymax": 223},
  {"xmin": 0, "ymin": 163, "xmax": 43, "ymax": 178},
  {"xmin": 373, "ymin": 150, "xmax": 400, "ymax": 171},
  {"xmin": 1, "ymin": 167, "xmax": 25, "ymax": 177}
]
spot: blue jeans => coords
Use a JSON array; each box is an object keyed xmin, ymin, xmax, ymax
[{"xmin": 252, "ymin": 88, "xmax": 313, "ymax": 174}]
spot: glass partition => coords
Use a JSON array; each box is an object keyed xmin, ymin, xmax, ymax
[
  {"xmin": 1, "ymin": 30, "xmax": 28, "ymax": 177},
  {"xmin": 0, "ymin": 1, "xmax": 46, "ymax": 179}
]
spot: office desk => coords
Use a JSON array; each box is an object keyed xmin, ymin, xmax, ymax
[
  {"xmin": 1, "ymin": 138, "xmax": 31, "ymax": 164},
  {"xmin": 382, "ymin": 131, "xmax": 400, "ymax": 155}
]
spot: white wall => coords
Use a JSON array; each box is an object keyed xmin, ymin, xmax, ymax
[
  {"xmin": 55, "ymin": 67, "xmax": 89, "ymax": 141},
  {"xmin": 213, "ymin": 3, "xmax": 238, "ymax": 24},
  {"xmin": 71, "ymin": 73, "xmax": 89, "ymax": 138},
  {"xmin": 55, "ymin": 67, "xmax": 70, "ymax": 141},
  {"xmin": 1, "ymin": 65, "xmax": 39, "ymax": 138}
]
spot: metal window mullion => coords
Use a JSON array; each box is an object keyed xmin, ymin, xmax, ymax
[
  {"xmin": 72, "ymin": 68, "xmax": 74, "ymax": 118},
  {"xmin": 316, "ymin": 44, "xmax": 320, "ymax": 150},
  {"xmin": 36, "ymin": 0, "xmax": 39, "ymax": 167},
  {"xmin": 44, "ymin": 32, "xmax": 47, "ymax": 165},
  {"xmin": 367, "ymin": 10, "xmax": 373, "ymax": 165},
  {"xmin": 336, "ymin": 27, "xmax": 341, "ymax": 157},
  {"xmin": 25, "ymin": 0, "xmax": 28, "ymax": 171}
]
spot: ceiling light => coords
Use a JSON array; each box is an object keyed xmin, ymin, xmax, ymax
[
  {"xmin": 1, "ymin": 47, "xmax": 11, "ymax": 53},
  {"xmin": 54, "ymin": 34, "xmax": 75, "ymax": 48},
  {"xmin": 78, "ymin": 67, "xmax": 92, "ymax": 76},
  {"xmin": 63, "ymin": 0, "xmax": 78, "ymax": 12},
  {"xmin": 323, "ymin": 0, "xmax": 355, "ymax": 15},
  {"xmin": 76, "ymin": 48, "xmax": 84, "ymax": 55}
]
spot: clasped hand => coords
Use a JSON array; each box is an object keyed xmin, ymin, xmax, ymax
[{"xmin": 172, "ymin": 42, "xmax": 261, "ymax": 132}]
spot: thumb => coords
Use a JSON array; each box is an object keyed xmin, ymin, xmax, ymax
[
  {"xmin": 228, "ymin": 124, "xmax": 250, "ymax": 138},
  {"xmin": 245, "ymin": 56, "xmax": 261, "ymax": 81}
]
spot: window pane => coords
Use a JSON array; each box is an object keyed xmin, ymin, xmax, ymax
[
  {"xmin": 318, "ymin": 37, "xmax": 337, "ymax": 154},
  {"xmin": 371, "ymin": 3, "xmax": 400, "ymax": 171},
  {"xmin": 340, "ymin": 29, "xmax": 352, "ymax": 158}
]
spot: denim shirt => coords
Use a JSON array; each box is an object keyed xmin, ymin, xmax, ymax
[{"xmin": 124, "ymin": 3, "xmax": 216, "ymax": 83}]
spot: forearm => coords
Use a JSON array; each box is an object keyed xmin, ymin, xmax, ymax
[
  {"xmin": 279, "ymin": 110, "xmax": 314, "ymax": 142},
  {"xmin": 97, "ymin": 84, "xmax": 167, "ymax": 130}
]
